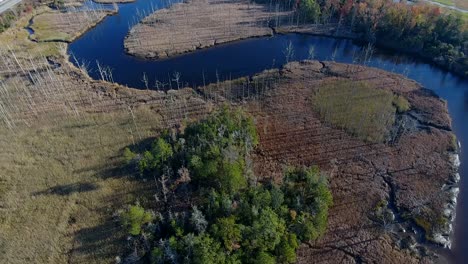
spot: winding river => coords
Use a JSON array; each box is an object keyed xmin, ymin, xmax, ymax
[{"xmin": 68, "ymin": 0, "xmax": 468, "ymax": 262}]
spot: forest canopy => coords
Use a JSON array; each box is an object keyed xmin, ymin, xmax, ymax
[
  {"xmin": 121, "ymin": 107, "xmax": 333, "ymax": 263},
  {"xmin": 293, "ymin": 0, "xmax": 468, "ymax": 76}
]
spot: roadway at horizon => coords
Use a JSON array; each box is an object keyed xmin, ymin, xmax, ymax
[{"xmin": 0, "ymin": 0, "xmax": 23, "ymax": 15}]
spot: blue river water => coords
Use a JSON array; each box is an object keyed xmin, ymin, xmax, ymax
[{"xmin": 68, "ymin": 0, "xmax": 468, "ymax": 262}]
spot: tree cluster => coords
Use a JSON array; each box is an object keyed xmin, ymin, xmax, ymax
[
  {"xmin": 296, "ymin": 0, "xmax": 468, "ymax": 76},
  {"xmin": 121, "ymin": 107, "xmax": 333, "ymax": 264}
]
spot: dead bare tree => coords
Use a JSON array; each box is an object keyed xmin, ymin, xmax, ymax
[
  {"xmin": 142, "ymin": 72, "xmax": 149, "ymax": 89},
  {"xmin": 284, "ymin": 40, "xmax": 294, "ymax": 63},
  {"xmin": 172, "ymin": 71, "xmax": 181, "ymax": 90}
]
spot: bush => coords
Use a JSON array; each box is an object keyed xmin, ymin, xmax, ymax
[
  {"xmin": 185, "ymin": 107, "xmax": 258, "ymax": 193},
  {"xmin": 137, "ymin": 137, "xmax": 173, "ymax": 175},
  {"xmin": 123, "ymin": 147, "xmax": 137, "ymax": 163},
  {"xmin": 211, "ymin": 216, "xmax": 242, "ymax": 251},
  {"xmin": 392, "ymin": 95, "xmax": 411, "ymax": 113},
  {"xmin": 133, "ymin": 106, "xmax": 257, "ymax": 192},
  {"xmin": 121, "ymin": 204, "xmax": 153, "ymax": 235},
  {"xmin": 300, "ymin": 0, "xmax": 321, "ymax": 23},
  {"xmin": 253, "ymin": 252, "xmax": 276, "ymax": 264}
]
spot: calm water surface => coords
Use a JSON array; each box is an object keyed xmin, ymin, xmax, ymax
[{"xmin": 69, "ymin": 0, "xmax": 468, "ymax": 262}]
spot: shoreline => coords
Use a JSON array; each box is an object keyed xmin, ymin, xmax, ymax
[{"xmin": 125, "ymin": 14, "xmax": 468, "ymax": 80}]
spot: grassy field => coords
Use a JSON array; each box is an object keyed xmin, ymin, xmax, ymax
[
  {"xmin": 30, "ymin": 10, "xmax": 113, "ymax": 43},
  {"xmin": 0, "ymin": 7, "xmax": 63, "ymax": 59},
  {"xmin": 0, "ymin": 7, "xmax": 213, "ymax": 262},
  {"xmin": 453, "ymin": 0, "xmax": 468, "ymax": 10},
  {"xmin": 455, "ymin": 10, "xmax": 468, "ymax": 22},
  {"xmin": 30, "ymin": 12, "xmax": 72, "ymax": 42},
  {"xmin": 0, "ymin": 107, "xmax": 165, "ymax": 263},
  {"xmin": 444, "ymin": 9, "xmax": 468, "ymax": 29},
  {"xmin": 311, "ymin": 80, "xmax": 409, "ymax": 142}
]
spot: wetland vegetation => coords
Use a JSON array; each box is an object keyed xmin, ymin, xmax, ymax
[
  {"xmin": 0, "ymin": 0, "xmax": 467, "ymax": 263},
  {"xmin": 311, "ymin": 80, "xmax": 410, "ymax": 143}
]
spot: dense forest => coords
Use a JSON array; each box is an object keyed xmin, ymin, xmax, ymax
[
  {"xmin": 296, "ymin": 0, "xmax": 468, "ymax": 77},
  {"xmin": 120, "ymin": 108, "xmax": 333, "ymax": 263}
]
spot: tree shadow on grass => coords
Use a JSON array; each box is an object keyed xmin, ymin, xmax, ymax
[
  {"xmin": 69, "ymin": 218, "xmax": 128, "ymax": 263},
  {"xmin": 33, "ymin": 182, "xmax": 99, "ymax": 196},
  {"xmin": 73, "ymin": 137, "xmax": 157, "ymax": 180}
]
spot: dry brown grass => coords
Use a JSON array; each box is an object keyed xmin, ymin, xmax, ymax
[
  {"xmin": 0, "ymin": 110, "xmax": 156, "ymax": 263},
  {"xmin": 0, "ymin": 18, "xmax": 212, "ymax": 261},
  {"xmin": 124, "ymin": 0, "xmax": 293, "ymax": 58},
  {"xmin": 0, "ymin": 78, "xmax": 212, "ymax": 263}
]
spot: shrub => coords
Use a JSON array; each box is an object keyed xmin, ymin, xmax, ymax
[
  {"xmin": 300, "ymin": 0, "xmax": 321, "ymax": 23},
  {"xmin": 123, "ymin": 147, "xmax": 137, "ymax": 163},
  {"xmin": 121, "ymin": 204, "xmax": 153, "ymax": 235},
  {"xmin": 392, "ymin": 95, "xmax": 411, "ymax": 113},
  {"xmin": 185, "ymin": 107, "xmax": 258, "ymax": 193},
  {"xmin": 253, "ymin": 252, "xmax": 276, "ymax": 264}
]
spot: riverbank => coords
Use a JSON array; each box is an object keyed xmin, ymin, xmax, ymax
[{"xmin": 124, "ymin": 0, "xmax": 467, "ymax": 79}]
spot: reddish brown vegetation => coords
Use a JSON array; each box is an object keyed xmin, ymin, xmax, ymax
[{"xmin": 201, "ymin": 60, "xmax": 455, "ymax": 262}]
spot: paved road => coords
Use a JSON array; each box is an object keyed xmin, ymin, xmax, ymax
[{"xmin": 0, "ymin": 0, "xmax": 23, "ymax": 15}]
